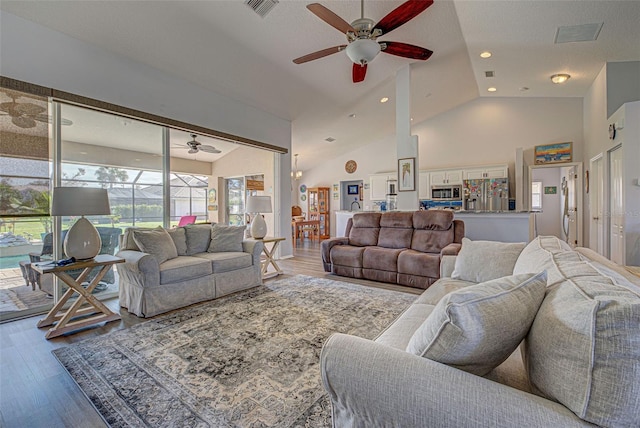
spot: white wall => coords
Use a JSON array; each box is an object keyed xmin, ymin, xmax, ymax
[{"xmin": 1, "ymin": 11, "xmax": 293, "ymax": 256}]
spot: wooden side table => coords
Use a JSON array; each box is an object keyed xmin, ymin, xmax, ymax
[
  {"xmin": 255, "ymin": 236, "xmax": 285, "ymax": 279},
  {"xmin": 31, "ymin": 254, "xmax": 125, "ymax": 339}
]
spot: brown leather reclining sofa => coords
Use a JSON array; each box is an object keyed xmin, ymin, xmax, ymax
[{"xmin": 321, "ymin": 210, "xmax": 464, "ymax": 289}]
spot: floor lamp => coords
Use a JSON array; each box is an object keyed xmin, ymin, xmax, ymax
[{"xmin": 51, "ymin": 187, "xmax": 111, "ymax": 260}]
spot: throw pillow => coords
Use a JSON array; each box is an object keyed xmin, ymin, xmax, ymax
[
  {"xmin": 406, "ymin": 271, "xmax": 547, "ymax": 376},
  {"xmin": 131, "ymin": 226, "xmax": 178, "ymax": 265},
  {"xmin": 184, "ymin": 223, "xmax": 214, "ymax": 255},
  {"xmin": 208, "ymin": 224, "xmax": 245, "ymax": 253},
  {"xmin": 452, "ymin": 238, "xmax": 525, "ymax": 283},
  {"xmin": 167, "ymin": 227, "xmax": 188, "ymax": 256}
]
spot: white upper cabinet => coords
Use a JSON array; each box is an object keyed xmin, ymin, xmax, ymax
[
  {"xmin": 430, "ymin": 169, "xmax": 463, "ymax": 185},
  {"xmin": 463, "ymin": 165, "xmax": 508, "ymax": 180},
  {"xmin": 369, "ymin": 173, "xmax": 395, "ymax": 201}
]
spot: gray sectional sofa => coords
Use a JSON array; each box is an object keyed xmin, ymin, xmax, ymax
[
  {"xmin": 321, "ymin": 236, "xmax": 640, "ymax": 427},
  {"xmin": 322, "ymin": 210, "xmax": 464, "ymax": 289},
  {"xmin": 116, "ymin": 224, "xmax": 263, "ymax": 317}
]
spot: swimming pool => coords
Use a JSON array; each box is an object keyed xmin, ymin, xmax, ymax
[{"xmin": 0, "ymin": 254, "xmax": 29, "ymax": 269}]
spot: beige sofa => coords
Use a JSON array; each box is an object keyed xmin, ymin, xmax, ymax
[
  {"xmin": 116, "ymin": 224, "xmax": 263, "ymax": 317},
  {"xmin": 321, "ymin": 236, "xmax": 640, "ymax": 427}
]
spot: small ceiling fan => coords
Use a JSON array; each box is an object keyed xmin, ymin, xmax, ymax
[
  {"xmin": 293, "ymin": 0, "xmax": 434, "ymax": 83},
  {"xmin": 0, "ymin": 92, "xmax": 73, "ymax": 129},
  {"xmin": 176, "ymin": 134, "xmax": 222, "ymax": 154}
]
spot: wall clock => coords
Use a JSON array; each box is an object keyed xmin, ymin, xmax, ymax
[{"xmin": 345, "ymin": 160, "xmax": 357, "ymax": 174}]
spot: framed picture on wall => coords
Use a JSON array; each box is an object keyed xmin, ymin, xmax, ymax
[
  {"xmin": 347, "ymin": 185, "xmax": 359, "ymax": 195},
  {"xmin": 398, "ymin": 157, "xmax": 415, "ymax": 192},
  {"xmin": 534, "ymin": 142, "xmax": 572, "ymax": 164}
]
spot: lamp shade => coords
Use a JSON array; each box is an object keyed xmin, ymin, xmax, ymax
[
  {"xmin": 246, "ymin": 195, "xmax": 272, "ymax": 214},
  {"xmin": 51, "ymin": 187, "xmax": 111, "ymax": 216},
  {"xmin": 51, "ymin": 187, "xmax": 111, "ymax": 260}
]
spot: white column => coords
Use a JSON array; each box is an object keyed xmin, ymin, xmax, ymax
[{"xmin": 396, "ymin": 65, "xmax": 419, "ymax": 210}]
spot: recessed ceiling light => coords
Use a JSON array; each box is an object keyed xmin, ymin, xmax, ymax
[
  {"xmin": 134, "ymin": 158, "xmax": 141, "ymax": 161},
  {"xmin": 480, "ymin": 51, "xmax": 492, "ymax": 58},
  {"xmin": 348, "ymin": 113, "xmax": 356, "ymax": 118},
  {"xmin": 79, "ymin": 151, "xmax": 87, "ymax": 155},
  {"xmin": 325, "ymin": 137, "xmax": 336, "ymax": 143},
  {"xmin": 487, "ymin": 87, "xmax": 497, "ymax": 92},
  {"xmin": 519, "ymin": 87, "xmax": 530, "ymax": 92},
  {"xmin": 550, "ymin": 73, "xmax": 571, "ymax": 84},
  {"xmin": 380, "ymin": 97, "xmax": 389, "ymax": 103}
]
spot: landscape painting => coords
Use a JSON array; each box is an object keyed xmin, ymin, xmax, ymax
[{"xmin": 534, "ymin": 142, "xmax": 572, "ymax": 165}]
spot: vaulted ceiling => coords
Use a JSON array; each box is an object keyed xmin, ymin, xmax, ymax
[{"xmin": 1, "ymin": 1, "xmax": 639, "ymax": 171}]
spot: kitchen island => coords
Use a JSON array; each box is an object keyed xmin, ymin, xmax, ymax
[{"xmin": 454, "ymin": 211, "xmax": 537, "ymax": 243}]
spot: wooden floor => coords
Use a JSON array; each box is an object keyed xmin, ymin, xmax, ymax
[{"xmin": 0, "ymin": 240, "xmax": 420, "ymax": 428}]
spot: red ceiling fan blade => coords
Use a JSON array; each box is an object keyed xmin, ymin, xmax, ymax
[
  {"xmin": 381, "ymin": 42, "xmax": 433, "ymax": 60},
  {"xmin": 293, "ymin": 45, "xmax": 347, "ymax": 64},
  {"xmin": 374, "ymin": 0, "xmax": 434, "ymax": 35},
  {"xmin": 353, "ymin": 63, "xmax": 367, "ymax": 83},
  {"xmin": 307, "ymin": 3, "xmax": 356, "ymax": 34}
]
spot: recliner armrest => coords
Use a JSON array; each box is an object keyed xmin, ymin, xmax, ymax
[
  {"xmin": 320, "ymin": 237, "xmax": 350, "ymax": 271},
  {"xmin": 441, "ymin": 242, "xmax": 461, "ymax": 256},
  {"xmin": 321, "ymin": 333, "xmax": 591, "ymax": 428}
]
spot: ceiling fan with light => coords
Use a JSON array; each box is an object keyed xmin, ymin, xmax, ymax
[
  {"xmin": 0, "ymin": 92, "xmax": 73, "ymax": 129},
  {"xmin": 293, "ymin": 0, "xmax": 434, "ymax": 83},
  {"xmin": 176, "ymin": 134, "xmax": 222, "ymax": 154}
]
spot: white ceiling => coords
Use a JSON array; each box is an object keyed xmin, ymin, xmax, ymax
[{"xmin": 2, "ymin": 1, "xmax": 639, "ymax": 171}]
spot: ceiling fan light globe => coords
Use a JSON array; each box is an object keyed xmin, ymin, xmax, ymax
[
  {"xmin": 188, "ymin": 148, "xmax": 198, "ymax": 154},
  {"xmin": 346, "ymin": 39, "xmax": 380, "ymax": 65}
]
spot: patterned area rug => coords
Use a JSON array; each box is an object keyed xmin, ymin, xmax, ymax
[{"xmin": 53, "ymin": 275, "xmax": 415, "ymax": 427}]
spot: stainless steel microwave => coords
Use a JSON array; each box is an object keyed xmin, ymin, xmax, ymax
[{"xmin": 431, "ymin": 185, "xmax": 462, "ymax": 201}]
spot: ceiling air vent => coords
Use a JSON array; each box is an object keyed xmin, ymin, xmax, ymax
[
  {"xmin": 245, "ymin": 0, "xmax": 279, "ymax": 18},
  {"xmin": 555, "ymin": 23, "xmax": 603, "ymax": 43},
  {"xmin": 485, "ymin": 71, "xmax": 495, "ymax": 78}
]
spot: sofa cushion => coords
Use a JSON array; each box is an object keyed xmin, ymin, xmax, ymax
[
  {"xmin": 397, "ymin": 250, "xmax": 440, "ymax": 279},
  {"xmin": 412, "ymin": 210, "xmax": 453, "ymax": 231},
  {"xmin": 363, "ymin": 247, "xmax": 404, "ymax": 272},
  {"xmin": 513, "ymin": 235, "xmax": 571, "ymax": 276},
  {"xmin": 167, "ymin": 227, "xmax": 188, "ymax": 256},
  {"xmin": 414, "ymin": 278, "xmax": 476, "ymax": 305},
  {"xmin": 378, "ymin": 228, "xmax": 413, "ymax": 249},
  {"xmin": 379, "ymin": 211, "xmax": 413, "ymax": 228},
  {"xmin": 184, "ymin": 223, "xmax": 213, "ymax": 255},
  {"xmin": 349, "ymin": 213, "xmax": 382, "ymax": 247},
  {"xmin": 193, "ymin": 252, "xmax": 252, "ymax": 273},
  {"xmin": 524, "ymin": 259, "xmax": 640, "ymax": 427},
  {"xmin": 330, "ymin": 245, "xmax": 365, "ymax": 268},
  {"xmin": 376, "ymin": 304, "xmax": 436, "ymax": 350},
  {"xmin": 208, "ymin": 224, "xmax": 245, "ymax": 253},
  {"xmin": 407, "ymin": 271, "xmax": 547, "ymax": 376},
  {"xmin": 411, "ymin": 229, "xmax": 455, "ymax": 254},
  {"xmin": 159, "ymin": 256, "xmax": 212, "ymax": 284},
  {"xmin": 131, "ymin": 226, "xmax": 178, "ymax": 265},
  {"xmin": 121, "ymin": 227, "xmax": 157, "ymax": 251},
  {"xmin": 452, "ymin": 238, "xmax": 525, "ymax": 283}
]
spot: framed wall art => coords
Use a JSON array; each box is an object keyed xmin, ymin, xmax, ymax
[
  {"xmin": 534, "ymin": 142, "xmax": 572, "ymax": 165},
  {"xmin": 398, "ymin": 157, "xmax": 415, "ymax": 192}
]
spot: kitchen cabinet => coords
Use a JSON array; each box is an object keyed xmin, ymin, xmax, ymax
[
  {"xmin": 369, "ymin": 173, "xmax": 395, "ymax": 201},
  {"xmin": 464, "ymin": 165, "xmax": 508, "ymax": 180},
  {"xmin": 308, "ymin": 187, "xmax": 330, "ymax": 239},
  {"xmin": 418, "ymin": 171, "xmax": 430, "ymax": 199},
  {"xmin": 430, "ymin": 169, "xmax": 463, "ymax": 185}
]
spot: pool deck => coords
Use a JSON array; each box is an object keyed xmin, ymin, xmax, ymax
[{"xmin": 0, "ymin": 267, "xmax": 51, "ymax": 312}]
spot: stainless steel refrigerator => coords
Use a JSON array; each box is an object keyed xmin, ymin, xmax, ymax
[{"xmin": 463, "ymin": 178, "xmax": 509, "ymax": 211}]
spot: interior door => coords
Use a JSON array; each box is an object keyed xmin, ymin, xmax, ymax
[
  {"xmin": 565, "ymin": 166, "xmax": 578, "ymax": 247},
  {"xmin": 589, "ymin": 155, "xmax": 605, "ymax": 255},
  {"xmin": 609, "ymin": 145, "xmax": 624, "ymax": 264}
]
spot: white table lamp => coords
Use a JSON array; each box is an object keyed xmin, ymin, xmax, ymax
[
  {"xmin": 246, "ymin": 195, "xmax": 272, "ymax": 239},
  {"xmin": 51, "ymin": 187, "xmax": 111, "ymax": 260}
]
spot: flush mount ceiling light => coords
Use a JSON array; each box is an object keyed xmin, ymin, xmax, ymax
[
  {"xmin": 380, "ymin": 97, "xmax": 389, "ymax": 103},
  {"xmin": 551, "ymin": 73, "xmax": 571, "ymax": 84},
  {"xmin": 487, "ymin": 87, "xmax": 497, "ymax": 92},
  {"xmin": 480, "ymin": 51, "xmax": 492, "ymax": 58}
]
